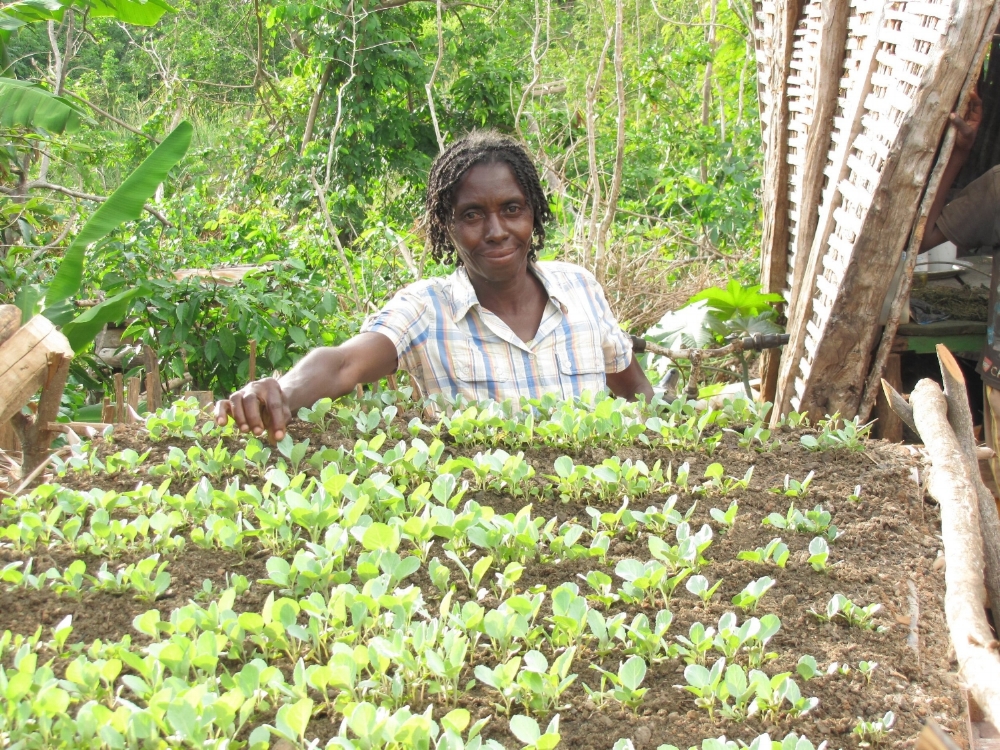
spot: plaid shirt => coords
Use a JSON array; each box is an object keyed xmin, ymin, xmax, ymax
[{"xmin": 361, "ymin": 261, "xmax": 633, "ymax": 403}]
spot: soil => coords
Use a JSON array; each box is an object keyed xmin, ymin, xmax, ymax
[{"xmin": 1, "ymin": 419, "xmax": 970, "ymax": 750}]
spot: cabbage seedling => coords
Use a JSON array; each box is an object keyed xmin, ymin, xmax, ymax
[
  {"xmin": 853, "ymin": 711, "xmax": 895, "ymax": 746},
  {"xmin": 772, "ymin": 472, "xmax": 814, "ymax": 498},
  {"xmin": 508, "ymin": 714, "xmax": 561, "ymax": 750},
  {"xmin": 588, "ymin": 655, "xmax": 649, "ymax": 711},
  {"xmin": 807, "ymin": 537, "xmax": 829, "ymax": 572},
  {"xmin": 796, "ymin": 655, "xmax": 818, "ymax": 681},
  {"xmin": 738, "ymin": 538, "xmax": 789, "ymax": 568},
  {"xmin": 675, "ymin": 657, "xmax": 726, "ymax": 718},
  {"xmin": 686, "ymin": 574, "xmax": 723, "ymax": 604},
  {"xmin": 710, "ymin": 500, "xmax": 739, "ymax": 531},
  {"xmin": 858, "ymin": 660, "xmax": 878, "ymax": 684},
  {"xmin": 475, "ymin": 656, "xmax": 522, "ymax": 714},
  {"xmin": 811, "ymin": 593, "xmax": 881, "ymax": 629},
  {"xmin": 675, "ymin": 621, "xmax": 716, "ymax": 665},
  {"xmin": 732, "ymin": 576, "xmax": 776, "ymax": 612}
]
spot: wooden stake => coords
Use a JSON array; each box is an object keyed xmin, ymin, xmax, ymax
[
  {"xmin": 113, "ymin": 373, "xmax": 124, "ymax": 424},
  {"xmin": 911, "ymin": 378, "xmax": 1000, "ymax": 725},
  {"xmin": 386, "ymin": 372, "xmax": 397, "ymax": 390},
  {"xmin": 101, "ymin": 397, "xmax": 114, "ymax": 424},
  {"xmin": 916, "ymin": 719, "xmax": 962, "ymax": 750},
  {"xmin": 143, "ymin": 345, "xmax": 162, "ymax": 411},
  {"xmin": 936, "ymin": 344, "xmax": 1000, "ymax": 616},
  {"xmin": 11, "ymin": 352, "xmax": 71, "ymax": 476},
  {"xmin": 873, "ymin": 354, "xmax": 904, "ymax": 441},
  {"xmin": 126, "ymin": 376, "xmax": 140, "ymax": 412},
  {"xmin": 249, "ymin": 339, "xmax": 257, "ymax": 382},
  {"xmin": 881, "ymin": 379, "xmax": 917, "ymax": 434}
]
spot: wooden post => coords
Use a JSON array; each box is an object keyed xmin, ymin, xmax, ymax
[
  {"xmin": 126, "ymin": 376, "xmax": 141, "ymax": 412},
  {"xmin": 873, "ymin": 354, "xmax": 903, "ymax": 441},
  {"xmin": 143, "ymin": 345, "xmax": 162, "ymax": 411},
  {"xmin": 248, "ymin": 339, "xmax": 257, "ymax": 382},
  {"xmin": 101, "ymin": 397, "xmax": 114, "ymax": 424},
  {"xmin": 911, "ymin": 378, "xmax": 1000, "ymax": 726},
  {"xmin": 937, "ymin": 345, "xmax": 1000, "ymax": 617},
  {"xmin": 0, "ymin": 314, "xmax": 74, "ymax": 426},
  {"xmin": 11, "ymin": 352, "xmax": 71, "ymax": 476},
  {"xmin": 113, "ymin": 373, "xmax": 124, "ymax": 424}
]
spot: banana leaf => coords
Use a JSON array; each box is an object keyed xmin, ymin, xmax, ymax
[
  {"xmin": 0, "ymin": 78, "xmax": 84, "ymax": 133},
  {"xmin": 61, "ymin": 285, "xmax": 147, "ymax": 354},
  {"xmin": 44, "ymin": 120, "xmax": 192, "ymax": 309}
]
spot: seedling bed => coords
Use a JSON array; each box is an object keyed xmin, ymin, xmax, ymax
[{"xmin": 0, "ymin": 396, "xmax": 965, "ymax": 750}]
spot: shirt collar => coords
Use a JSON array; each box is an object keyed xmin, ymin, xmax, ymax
[{"xmin": 448, "ymin": 262, "xmax": 570, "ymax": 321}]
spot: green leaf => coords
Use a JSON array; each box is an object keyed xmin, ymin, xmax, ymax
[
  {"xmin": 87, "ymin": 0, "xmax": 175, "ymax": 25},
  {"xmin": 688, "ymin": 281, "xmax": 784, "ymax": 321},
  {"xmin": 441, "ymin": 708, "xmax": 470, "ymax": 734},
  {"xmin": 362, "ymin": 522, "xmax": 398, "ymax": 552},
  {"xmin": 0, "ymin": 78, "xmax": 84, "ymax": 133},
  {"xmin": 276, "ymin": 698, "xmax": 312, "ymax": 740},
  {"xmin": 619, "ymin": 655, "xmax": 647, "ymax": 691},
  {"xmin": 0, "ymin": 0, "xmax": 65, "ymax": 31},
  {"xmin": 60, "ymin": 286, "xmax": 145, "ymax": 353},
  {"xmin": 45, "ymin": 121, "xmax": 192, "ymax": 308},
  {"xmin": 509, "ymin": 715, "xmax": 541, "ymax": 744}
]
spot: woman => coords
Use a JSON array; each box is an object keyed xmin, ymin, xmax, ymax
[{"xmin": 215, "ymin": 130, "xmax": 653, "ymax": 440}]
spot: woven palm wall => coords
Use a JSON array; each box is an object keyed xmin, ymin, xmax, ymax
[{"xmin": 753, "ymin": 0, "xmax": 999, "ymax": 422}]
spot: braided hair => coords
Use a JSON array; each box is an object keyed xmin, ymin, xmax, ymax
[{"xmin": 424, "ymin": 130, "xmax": 553, "ymax": 265}]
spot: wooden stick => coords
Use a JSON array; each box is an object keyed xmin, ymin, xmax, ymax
[
  {"xmin": 936, "ymin": 344, "xmax": 1000, "ymax": 615},
  {"xmin": 881, "ymin": 379, "xmax": 917, "ymax": 433},
  {"xmin": 916, "ymin": 719, "xmax": 962, "ymax": 750},
  {"xmin": 143, "ymin": 345, "xmax": 162, "ymax": 411},
  {"xmin": 101, "ymin": 397, "xmax": 114, "ymax": 424},
  {"xmin": 386, "ymin": 372, "xmax": 397, "ymax": 390},
  {"xmin": 906, "ymin": 578, "xmax": 921, "ymax": 669},
  {"xmin": 113, "ymin": 373, "xmax": 124, "ymax": 424},
  {"xmin": 126, "ymin": 376, "xmax": 140, "ymax": 412},
  {"xmin": 910, "ymin": 378, "xmax": 1000, "ymax": 726},
  {"xmin": 249, "ymin": 339, "xmax": 257, "ymax": 382}
]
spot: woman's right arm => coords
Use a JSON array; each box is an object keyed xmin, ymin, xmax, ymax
[{"xmin": 213, "ymin": 331, "xmax": 399, "ymax": 441}]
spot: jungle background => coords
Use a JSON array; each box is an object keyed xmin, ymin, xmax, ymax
[{"xmin": 0, "ymin": 0, "xmax": 762, "ymax": 408}]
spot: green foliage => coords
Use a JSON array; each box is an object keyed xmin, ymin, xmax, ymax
[{"xmin": 0, "ymin": 79, "xmax": 84, "ymax": 133}]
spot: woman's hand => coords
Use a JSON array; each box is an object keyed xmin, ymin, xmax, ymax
[
  {"xmin": 215, "ymin": 377, "xmax": 292, "ymax": 441},
  {"xmin": 213, "ymin": 333, "xmax": 399, "ymax": 442}
]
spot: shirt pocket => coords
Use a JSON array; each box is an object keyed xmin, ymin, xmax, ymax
[
  {"xmin": 556, "ymin": 330, "xmax": 605, "ymax": 376},
  {"xmin": 454, "ymin": 340, "xmax": 511, "ymax": 383}
]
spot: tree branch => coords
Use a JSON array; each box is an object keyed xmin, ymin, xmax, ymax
[
  {"xmin": 28, "ymin": 181, "xmax": 170, "ymax": 226},
  {"xmin": 425, "ymin": 0, "xmax": 446, "ymax": 153},
  {"xmin": 62, "ymin": 90, "xmax": 160, "ymax": 143}
]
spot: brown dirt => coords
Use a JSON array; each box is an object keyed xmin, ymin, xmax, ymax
[{"xmin": 2, "ymin": 423, "xmax": 970, "ymax": 750}]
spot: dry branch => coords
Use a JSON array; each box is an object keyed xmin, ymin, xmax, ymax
[
  {"xmin": 910, "ymin": 378, "xmax": 1000, "ymax": 726},
  {"xmin": 936, "ymin": 344, "xmax": 1000, "ymax": 615}
]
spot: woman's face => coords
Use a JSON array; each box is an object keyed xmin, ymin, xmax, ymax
[{"xmin": 450, "ymin": 161, "xmax": 535, "ymax": 285}]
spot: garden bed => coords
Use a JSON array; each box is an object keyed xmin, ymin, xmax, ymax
[{"xmin": 0, "ymin": 395, "xmax": 966, "ymax": 750}]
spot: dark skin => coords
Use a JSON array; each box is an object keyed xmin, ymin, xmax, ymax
[
  {"xmin": 214, "ymin": 160, "xmax": 653, "ymax": 440},
  {"xmin": 919, "ymin": 91, "xmax": 983, "ymax": 255}
]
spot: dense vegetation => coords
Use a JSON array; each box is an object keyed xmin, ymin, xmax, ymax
[{"xmin": 0, "ymin": 0, "xmax": 761, "ymax": 408}]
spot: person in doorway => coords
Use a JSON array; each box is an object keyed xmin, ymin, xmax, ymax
[
  {"xmin": 214, "ymin": 131, "xmax": 654, "ymax": 441},
  {"xmin": 919, "ymin": 91, "xmax": 987, "ymax": 256}
]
